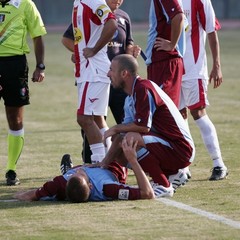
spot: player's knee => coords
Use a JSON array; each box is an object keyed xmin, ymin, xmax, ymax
[
  {"xmin": 180, "ymin": 107, "xmax": 188, "ymax": 119},
  {"xmin": 77, "ymin": 115, "xmax": 93, "ymax": 127}
]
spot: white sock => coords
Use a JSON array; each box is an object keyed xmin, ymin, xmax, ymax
[
  {"xmin": 90, "ymin": 143, "xmax": 105, "ymax": 163},
  {"xmin": 100, "ymin": 127, "xmax": 112, "ymax": 153},
  {"xmin": 195, "ymin": 115, "xmax": 226, "ymax": 168}
]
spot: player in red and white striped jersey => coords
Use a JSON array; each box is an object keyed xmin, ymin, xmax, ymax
[
  {"xmin": 72, "ymin": 0, "xmax": 117, "ymax": 164},
  {"xmin": 180, "ymin": 0, "xmax": 228, "ymax": 180}
]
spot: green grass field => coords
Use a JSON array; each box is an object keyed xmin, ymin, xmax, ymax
[{"xmin": 0, "ymin": 28, "xmax": 240, "ymax": 239}]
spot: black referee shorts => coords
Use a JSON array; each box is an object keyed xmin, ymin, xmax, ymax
[{"xmin": 0, "ymin": 55, "xmax": 30, "ymax": 107}]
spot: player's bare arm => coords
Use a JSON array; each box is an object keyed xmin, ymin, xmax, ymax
[
  {"xmin": 32, "ymin": 36, "xmax": 45, "ymax": 82},
  {"xmin": 154, "ymin": 13, "xmax": 184, "ymax": 52},
  {"xmin": 83, "ymin": 18, "xmax": 117, "ymax": 58},
  {"xmin": 103, "ymin": 122, "xmax": 149, "ymax": 148},
  {"xmin": 208, "ymin": 31, "xmax": 223, "ymax": 88},
  {"xmin": 122, "ymin": 137, "xmax": 155, "ymax": 199},
  {"xmin": 14, "ymin": 189, "xmax": 38, "ymax": 201}
]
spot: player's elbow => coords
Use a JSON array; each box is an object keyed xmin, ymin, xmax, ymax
[
  {"xmin": 141, "ymin": 190, "xmax": 155, "ymax": 200},
  {"xmin": 173, "ymin": 13, "xmax": 184, "ymax": 26}
]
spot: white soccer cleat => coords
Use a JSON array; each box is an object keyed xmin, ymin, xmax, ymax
[
  {"xmin": 168, "ymin": 169, "xmax": 189, "ymax": 190},
  {"xmin": 151, "ymin": 183, "xmax": 174, "ymax": 198}
]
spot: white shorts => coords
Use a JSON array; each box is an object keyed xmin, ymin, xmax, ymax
[
  {"xmin": 77, "ymin": 82, "xmax": 110, "ymax": 116},
  {"xmin": 179, "ymin": 78, "xmax": 209, "ymax": 110}
]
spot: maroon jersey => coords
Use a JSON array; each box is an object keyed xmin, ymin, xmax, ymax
[{"xmin": 35, "ymin": 162, "xmax": 141, "ymax": 201}]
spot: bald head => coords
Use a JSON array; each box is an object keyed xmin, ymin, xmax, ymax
[
  {"xmin": 112, "ymin": 54, "xmax": 139, "ymax": 77},
  {"xmin": 108, "ymin": 54, "xmax": 139, "ymax": 94}
]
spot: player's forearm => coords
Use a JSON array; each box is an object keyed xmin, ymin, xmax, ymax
[
  {"xmin": 170, "ymin": 13, "xmax": 184, "ymax": 50},
  {"xmin": 14, "ymin": 189, "xmax": 38, "ymax": 201},
  {"xmin": 102, "ymin": 134, "xmax": 123, "ymax": 165},
  {"xmin": 114, "ymin": 123, "xmax": 149, "ymax": 134},
  {"xmin": 93, "ymin": 19, "xmax": 117, "ymax": 54},
  {"xmin": 131, "ymin": 161, "xmax": 155, "ymax": 199},
  {"xmin": 208, "ymin": 31, "xmax": 221, "ymax": 68},
  {"xmin": 33, "ymin": 36, "xmax": 45, "ymax": 65},
  {"xmin": 62, "ymin": 37, "xmax": 74, "ymax": 52}
]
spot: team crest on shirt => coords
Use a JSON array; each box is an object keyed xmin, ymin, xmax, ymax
[
  {"xmin": 96, "ymin": 8, "xmax": 104, "ymax": 18},
  {"xmin": 96, "ymin": 5, "xmax": 110, "ymax": 20},
  {"xmin": 74, "ymin": 28, "xmax": 83, "ymax": 44},
  {"xmin": 118, "ymin": 17, "xmax": 125, "ymax": 26},
  {"xmin": 0, "ymin": 14, "xmax": 5, "ymax": 23}
]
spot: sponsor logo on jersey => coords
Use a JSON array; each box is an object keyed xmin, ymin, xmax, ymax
[
  {"xmin": 108, "ymin": 41, "xmax": 123, "ymax": 48},
  {"xmin": 118, "ymin": 17, "xmax": 125, "ymax": 26},
  {"xmin": 89, "ymin": 98, "xmax": 99, "ymax": 103},
  {"xmin": 118, "ymin": 189, "xmax": 129, "ymax": 200},
  {"xmin": 74, "ymin": 28, "xmax": 83, "ymax": 44}
]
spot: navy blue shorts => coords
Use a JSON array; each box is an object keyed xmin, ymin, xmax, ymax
[{"xmin": 0, "ymin": 55, "xmax": 30, "ymax": 107}]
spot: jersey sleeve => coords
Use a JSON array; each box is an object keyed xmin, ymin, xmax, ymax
[
  {"xmin": 124, "ymin": 14, "xmax": 134, "ymax": 47},
  {"xmin": 25, "ymin": 0, "xmax": 47, "ymax": 38},
  {"xmin": 197, "ymin": 0, "xmax": 221, "ymax": 33},
  {"xmin": 35, "ymin": 175, "xmax": 67, "ymax": 201},
  {"xmin": 90, "ymin": 0, "xmax": 115, "ymax": 24},
  {"xmin": 103, "ymin": 183, "xmax": 141, "ymax": 200},
  {"xmin": 161, "ymin": 0, "xmax": 183, "ymax": 23},
  {"xmin": 134, "ymin": 84, "xmax": 153, "ymax": 128},
  {"xmin": 63, "ymin": 23, "xmax": 74, "ymax": 40}
]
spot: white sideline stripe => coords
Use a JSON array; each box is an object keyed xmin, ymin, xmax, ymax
[
  {"xmin": 157, "ymin": 198, "xmax": 240, "ymax": 230},
  {"xmin": 1, "ymin": 198, "xmax": 240, "ymax": 230}
]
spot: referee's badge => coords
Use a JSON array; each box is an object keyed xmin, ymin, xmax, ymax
[{"xmin": 0, "ymin": 14, "xmax": 5, "ymax": 24}]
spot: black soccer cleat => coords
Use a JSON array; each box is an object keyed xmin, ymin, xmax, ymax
[
  {"xmin": 209, "ymin": 166, "xmax": 228, "ymax": 181},
  {"xmin": 60, "ymin": 154, "xmax": 73, "ymax": 175},
  {"xmin": 5, "ymin": 170, "xmax": 20, "ymax": 186}
]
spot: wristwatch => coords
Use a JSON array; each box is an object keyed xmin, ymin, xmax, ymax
[{"xmin": 36, "ymin": 63, "xmax": 45, "ymax": 70}]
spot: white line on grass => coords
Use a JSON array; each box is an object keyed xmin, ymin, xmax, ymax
[
  {"xmin": 1, "ymin": 198, "xmax": 240, "ymax": 230},
  {"xmin": 157, "ymin": 198, "xmax": 240, "ymax": 230}
]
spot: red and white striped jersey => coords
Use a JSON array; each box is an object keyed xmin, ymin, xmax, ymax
[
  {"xmin": 72, "ymin": 0, "xmax": 115, "ymax": 83},
  {"xmin": 182, "ymin": 0, "xmax": 221, "ymax": 81}
]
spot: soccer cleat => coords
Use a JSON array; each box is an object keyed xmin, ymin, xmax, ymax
[
  {"xmin": 5, "ymin": 170, "xmax": 20, "ymax": 186},
  {"xmin": 151, "ymin": 183, "xmax": 174, "ymax": 198},
  {"xmin": 168, "ymin": 169, "xmax": 189, "ymax": 190},
  {"xmin": 209, "ymin": 166, "xmax": 228, "ymax": 181},
  {"xmin": 60, "ymin": 154, "xmax": 73, "ymax": 175},
  {"xmin": 184, "ymin": 168, "xmax": 192, "ymax": 179}
]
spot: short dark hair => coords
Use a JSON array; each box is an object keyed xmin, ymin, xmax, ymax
[{"xmin": 66, "ymin": 176, "xmax": 90, "ymax": 203}]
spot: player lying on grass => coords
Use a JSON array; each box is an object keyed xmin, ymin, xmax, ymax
[{"xmin": 14, "ymin": 137, "xmax": 155, "ymax": 202}]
